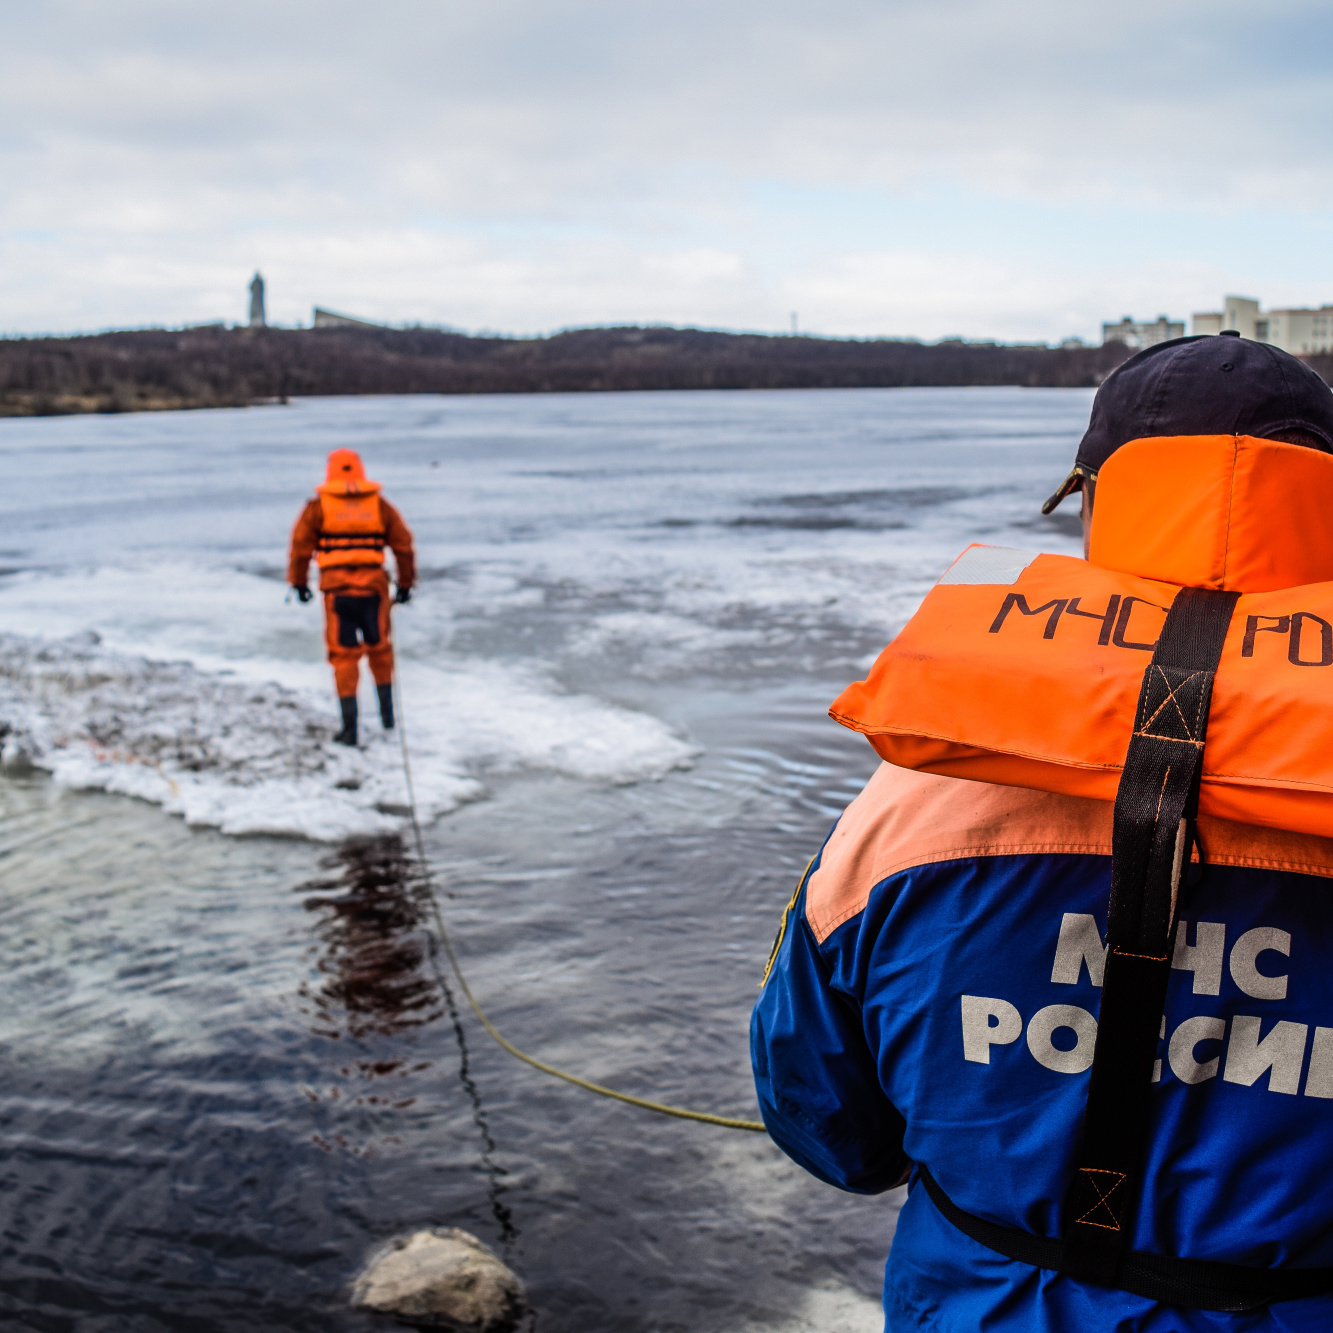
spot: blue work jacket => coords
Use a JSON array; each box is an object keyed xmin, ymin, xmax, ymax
[{"xmin": 751, "ymin": 762, "xmax": 1333, "ymax": 1331}]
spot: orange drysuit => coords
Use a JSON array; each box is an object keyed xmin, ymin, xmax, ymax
[{"xmin": 287, "ymin": 449, "xmax": 416, "ymax": 699}]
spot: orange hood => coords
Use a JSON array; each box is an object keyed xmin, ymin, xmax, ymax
[
  {"xmin": 828, "ymin": 435, "xmax": 1333, "ymax": 839},
  {"xmin": 317, "ymin": 449, "xmax": 381, "ymax": 497}
]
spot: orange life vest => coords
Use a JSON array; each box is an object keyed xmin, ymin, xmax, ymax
[
  {"xmin": 316, "ymin": 487, "xmax": 386, "ymax": 568},
  {"xmin": 830, "ymin": 435, "xmax": 1333, "ymax": 840}
]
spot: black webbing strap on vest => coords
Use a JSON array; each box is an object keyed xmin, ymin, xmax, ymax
[
  {"xmin": 318, "ymin": 532, "xmax": 387, "ymax": 551},
  {"xmin": 920, "ymin": 585, "xmax": 1333, "ymax": 1309},
  {"xmin": 1063, "ymin": 585, "xmax": 1240, "ymax": 1284},
  {"xmin": 918, "ymin": 1163, "xmax": 1333, "ymax": 1311}
]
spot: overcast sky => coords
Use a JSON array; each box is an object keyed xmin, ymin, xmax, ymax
[{"xmin": 4, "ymin": 0, "xmax": 1333, "ymax": 341}]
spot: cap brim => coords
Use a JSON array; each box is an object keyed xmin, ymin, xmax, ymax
[{"xmin": 1041, "ymin": 469, "xmax": 1083, "ymax": 515}]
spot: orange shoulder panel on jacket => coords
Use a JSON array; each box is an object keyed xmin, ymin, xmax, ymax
[{"xmin": 804, "ymin": 765, "xmax": 1333, "ymax": 945}]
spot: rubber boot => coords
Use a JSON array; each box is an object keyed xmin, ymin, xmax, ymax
[
  {"xmin": 333, "ymin": 695, "xmax": 358, "ymax": 747},
  {"xmin": 377, "ymin": 682, "xmax": 395, "ymax": 730}
]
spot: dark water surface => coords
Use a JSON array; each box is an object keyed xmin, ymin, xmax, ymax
[{"xmin": 0, "ymin": 388, "xmax": 1089, "ymax": 1330}]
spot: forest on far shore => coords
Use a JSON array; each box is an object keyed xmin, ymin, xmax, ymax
[{"xmin": 1, "ymin": 323, "xmax": 1153, "ymax": 417}]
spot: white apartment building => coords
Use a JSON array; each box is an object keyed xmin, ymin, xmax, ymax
[
  {"xmin": 1192, "ymin": 296, "xmax": 1333, "ymax": 354},
  {"xmin": 1102, "ymin": 315, "xmax": 1184, "ymax": 349}
]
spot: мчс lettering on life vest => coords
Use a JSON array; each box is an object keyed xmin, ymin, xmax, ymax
[{"xmin": 832, "ymin": 435, "xmax": 1333, "ymax": 840}]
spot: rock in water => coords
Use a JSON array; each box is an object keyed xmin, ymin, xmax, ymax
[
  {"xmin": 351, "ymin": 1228, "xmax": 526, "ymax": 1331},
  {"xmin": 0, "ymin": 742, "xmax": 33, "ymax": 776}
]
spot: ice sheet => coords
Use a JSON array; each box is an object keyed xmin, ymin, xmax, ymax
[
  {"xmin": 0, "ymin": 388, "xmax": 1085, "ymax": 842},
  {"xmin": 0, "ymin": 626, "xmax": 697, "ymax": 840}
]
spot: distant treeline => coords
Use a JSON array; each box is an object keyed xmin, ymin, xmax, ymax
[{"xmin": 0, "ymin": 324, "xmax": 1145, "ymax": 417}]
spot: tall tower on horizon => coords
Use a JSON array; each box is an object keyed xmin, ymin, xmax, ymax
[{"xmin": 248, "ymin": 272, "xmax": 266, "ymax": 328}]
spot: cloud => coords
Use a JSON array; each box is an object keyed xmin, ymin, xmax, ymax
[{"xmin": 3, "ymin": 0, "xmax": 1332, "ymax": 337}]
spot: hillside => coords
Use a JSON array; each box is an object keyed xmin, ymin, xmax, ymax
[{"xmin": 0, "ymin": 324, "xmax": 1138, "ymax": 417}]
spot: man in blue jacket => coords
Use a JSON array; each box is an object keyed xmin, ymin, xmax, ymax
[{"xmin": 752, "ymin": 334, "xmax": 1333, "ymax": 1330}]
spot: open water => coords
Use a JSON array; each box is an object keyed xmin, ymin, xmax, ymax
[{"xmin": 0, "ymin": 387, "xmax": 1087, "ymax": 1331}]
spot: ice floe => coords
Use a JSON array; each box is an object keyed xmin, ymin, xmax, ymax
[{"xmin": 0, "ymin": 632, "xmax": 697, "ymax": 841}]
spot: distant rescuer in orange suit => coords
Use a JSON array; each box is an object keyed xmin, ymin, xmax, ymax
[{"xmin": 287, "ymin": 449, "xmax": 416, "ymax": 746}]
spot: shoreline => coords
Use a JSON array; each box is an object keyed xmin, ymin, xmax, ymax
[{"xmin": 0, "ymin": 323, "xmax": 1137, "ymax": 419}]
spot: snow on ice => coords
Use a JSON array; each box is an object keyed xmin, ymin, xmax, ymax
[{"xmin": 0, "ymin": 632, "xmax": 697, "ymax": 841}]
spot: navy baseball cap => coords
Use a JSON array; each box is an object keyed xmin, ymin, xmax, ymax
[{"xmin": 1042, "ymin": 332, "xmax": 1333, "ymax": 513}]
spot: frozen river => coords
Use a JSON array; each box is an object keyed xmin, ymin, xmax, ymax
[{"xmin": 0, "ymin": 387, "xmax": 1086, "ymax": 1330}]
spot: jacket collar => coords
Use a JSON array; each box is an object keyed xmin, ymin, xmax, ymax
[{"xmin": 1090, "ymin": 435, "xmax": 1333, "ymax": 593}]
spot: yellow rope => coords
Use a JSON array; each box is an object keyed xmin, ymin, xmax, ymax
[{"xmin": 392, "ymin": 675, "xmax": 767, "ymax": 1133}]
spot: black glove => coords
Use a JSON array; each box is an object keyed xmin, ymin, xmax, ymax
[
  {"xmin": 293, "ymin": 585, "xmax": 313, "ymax": 603},
  {"xmin": 395, "ymin": 585, "xmax": 412, "ymax": 605}
]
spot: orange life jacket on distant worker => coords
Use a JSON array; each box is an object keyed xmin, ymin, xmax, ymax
[
  {"xmin": 831, "ymin": 434, "xmax": 1333, "ymax": 841},
  {"xmin": 315, "ymin": 448, "xmax": 387, "ymax": 569}
]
